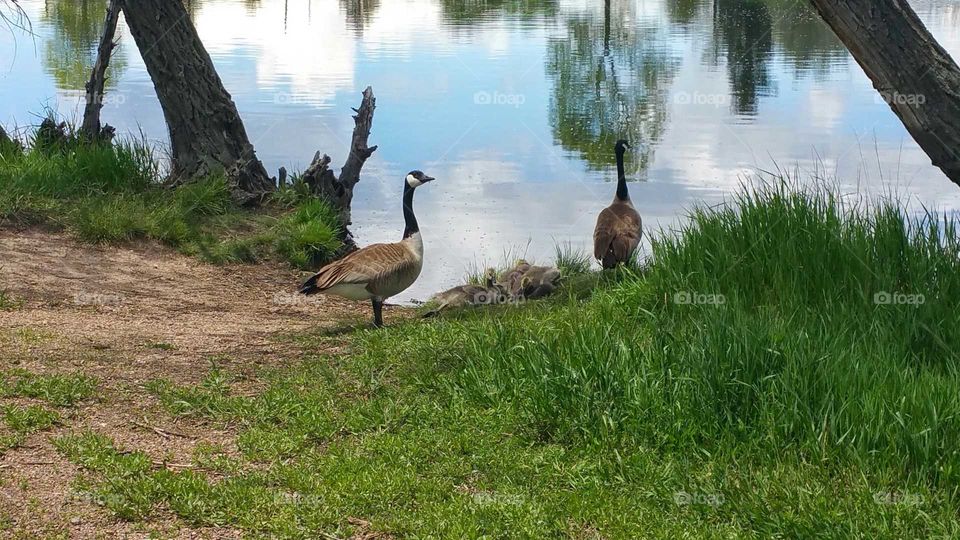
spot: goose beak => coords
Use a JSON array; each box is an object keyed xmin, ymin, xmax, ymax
[{"xmin": 421, "ymin": 175, "xmax": 435, "ymax": 183}]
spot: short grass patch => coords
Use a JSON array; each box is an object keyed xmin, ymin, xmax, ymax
[
  {"xmin": 0, "ymin": 404, "xmax": 60, "ymax": 454},
  {"xmin": 0, "ymin": 369, "xmax": 97, "ymax": 407}
]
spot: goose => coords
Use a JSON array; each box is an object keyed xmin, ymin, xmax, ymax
[
  {"xmin": 593, "ymin": 139, "xmax": 642, "ymax": 269},
  {"xmin": 299, "ymin": 170, "xmax": 435, "ymax": 327},
  {"xmin": 497, "ymin": 260, "xmax": 561, "ymax": 300},
  {"xmin": 517, "ymin": 275, "xmax": 556, "ymax": 300},
  {"xmin": 423, "ymin": 268, "xmax": 505, "ymax": 317}
]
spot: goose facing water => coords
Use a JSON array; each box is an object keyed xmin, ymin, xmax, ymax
[
  {"xmin": 299, "ymin": 170, "xmax": 435, "ymax": 327},
  {"xmin": 593, "ymin": 139, "xmax": 642, "ymax": 268}
]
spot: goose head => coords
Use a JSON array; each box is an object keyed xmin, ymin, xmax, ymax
[
  {"xmin": 483, "ymin": 267, "xmax": 497, "ymax": 288},
  {"xmin": 615, "ymin": 139, "xmax": 631, "ymax": 155},
  {"xmin": 405, "ymin": 170, "xmax": 435, "ymax": 189}
]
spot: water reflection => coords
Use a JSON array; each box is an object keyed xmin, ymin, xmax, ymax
[
  {"xmin": 4, "ymin": 0, "xmax": 960, "ymax": 301},
  {"xmin": 438, "ymin": 0, "xmax": 558, "ymax": 26},
  {"xmin": 340, "ymin": 0, "xmax": 382, "ymax": 33},
  {"xmin": 769, "ymin": 0, "xmax": 846, "ymax": 78},
  {"xmin": 547, "ymin": 0, "xmax": 679, "ymax": 176},
  {"xmin": 41, "ymin": 0, "xmax": 126, "ymax": 91},
  {"xmin": 709, "ymin": 0, "xmax": 774, "ymax": 116}
]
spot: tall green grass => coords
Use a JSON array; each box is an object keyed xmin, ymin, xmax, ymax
[
  {"xmin": 0, "ymin": 120, "xmax": 342, "ymax": 269},
  {"xmin": 56, "ymin": 180, "xmax": 960, "ymax": 537},
  {"xmin": 363, "ymin": 180, "xmax": 960, "ymax": 487}
]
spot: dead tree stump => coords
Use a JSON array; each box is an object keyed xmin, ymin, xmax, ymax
[{"xmin": 301, "ymin": 86, "xmax": 378, "ymax": 251}]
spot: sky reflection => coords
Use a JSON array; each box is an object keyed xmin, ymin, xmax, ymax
[{"xmin": 2, "ymin": 0, "xmax": 960, "ymax": 300}]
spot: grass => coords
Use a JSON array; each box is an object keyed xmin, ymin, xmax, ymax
[
  {"xmin": 50, "ymin": 180, "xmax": 960, "ymax": 538},
  {"xmin": 0, "ymin": 405, "xmax": 60, "ymax": 454},
  {"xmin": 0, "ymin": 289, "xmax": 23, "ymax": 311},
  {"xmin": 0, "ymin": 369, "xmax": 97, "ymax": 407},
  {"xmin": 0, "ymin": 119, "xmax": 343, "ymax": 269},
  {"xmin": 0, "ymin": 369, "xmax": 92, "ymax": 455}
]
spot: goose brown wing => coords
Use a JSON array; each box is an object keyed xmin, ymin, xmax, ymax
[
  {"xmin": 593, "ymin": 207, "xmax": 620, "ymax": 260},
  {"xmin": 594, "ymin": 204, "xmax": 642, "ymax": 264},
  {"xmin": 300, "ymin": 243, "xmax": 414, "ymax": 294}
]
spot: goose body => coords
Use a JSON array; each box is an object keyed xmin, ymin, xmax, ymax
[
  {"xmin": 424, "ymin": 269, "xmax": 506, "ymax": 316},
  {"xmin": 299, "ymin": 171, "xmax": 434, "ymax": 327},
  {"xmin": 594, "ymin": 140, "xmax": 642, "ymax": 268}
]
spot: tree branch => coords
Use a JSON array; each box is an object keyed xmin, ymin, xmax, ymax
[
  {"xmin": 81, "ymin": 0, "xmax": 121, "ymax": 141},
  {"xmin": 338, "ymin": 86, "xmax": 378, "ymax": 190},
  {"xmin": 809, "ymin": 0, "xmax": 960, "ymax": 186}
]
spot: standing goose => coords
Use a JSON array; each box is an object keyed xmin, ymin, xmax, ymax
[
  {"xmin": 299, "ymin": 170, "xmax": 435, "ymax": 327},
  {"xmin": 593, "ymin": 139, "xmax": 642, "ymax": 269}
]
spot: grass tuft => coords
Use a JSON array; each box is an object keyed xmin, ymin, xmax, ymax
[
  {"xmin": 0, "ymin": 117, "xmax": 344, "ymax": 270},
  {"xmin": 0, "ymin": 370, "xmax": 98, "ymax": 407}
]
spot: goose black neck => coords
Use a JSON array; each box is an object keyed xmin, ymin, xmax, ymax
[
  {"xmin": 615, "ymin": 149, "xmax": 629, "ymax": 201},
  {"xmin": 402, "ymin": 184, "xmax": 419, "ymax": 238}
]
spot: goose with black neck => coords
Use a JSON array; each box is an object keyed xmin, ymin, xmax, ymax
[
  {"xmin": 299, "ymin": 170, "xmax": 435, "ymax": 327},
  {"xmin": 593, "ymin": 139, "xmax": 642, "ymax": 269}
]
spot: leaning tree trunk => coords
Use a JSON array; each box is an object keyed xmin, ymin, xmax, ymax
[
  {"xmin": 301, "ymin": 86, "xmax": 378, "ymax": 251},
  {"xmin": 81, "ymin": 0, "xmax": 120, "ymax": 142},
  {"xmin": 809, "ymin": 0, "xmax": 960, "ymax": 187},
  {"xmin": 119, "ymin": 0, "xmax": 273, "ymax": 203}
]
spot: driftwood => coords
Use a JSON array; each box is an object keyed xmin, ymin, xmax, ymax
[
  {"xmin": 81, "ymin": 0, "xmax": 121, "ymax": 142},
  {"xmin": 302, "ymin": 86, "xmax": 378, "ymax": 249},
  {"xmin": 809, "ymin": 0, "xmax": 960, "ymax": 187},
  {"xmin": 35, "ymin": 118, "xmax": 71, "ymax": 150}
]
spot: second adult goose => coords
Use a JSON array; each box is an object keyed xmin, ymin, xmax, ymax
[
  {"xmin": 299, "ymin": 170, "xmax": 435, "ymax": 327},
  {"xmin": 593, "ymin": 139, "xmax": 642, "ymax": 269}
]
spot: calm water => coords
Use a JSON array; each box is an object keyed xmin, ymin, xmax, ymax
[{"xmin": 3, "ymin": 0, "xmax": 960, "ymax": 300}]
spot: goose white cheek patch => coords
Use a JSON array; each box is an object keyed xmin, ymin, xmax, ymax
[{"xmin": 406, "ymin": 174, "xmax": 423, "ymax": 188}]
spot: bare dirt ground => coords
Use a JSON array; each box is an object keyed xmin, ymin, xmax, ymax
[{"xmin": 0, "ymin": 229, "xmax": 387, "ymax": 539}]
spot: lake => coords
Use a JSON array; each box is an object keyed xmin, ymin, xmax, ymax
[{"xmin": 3, "ymin": 0, "xmax": 960, "ymax": 301}]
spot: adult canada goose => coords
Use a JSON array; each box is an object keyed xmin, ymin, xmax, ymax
[
  {"xmin": 593, "ymin": 139, "xmax": 642, "ymax": 269},
  {"xmin": 299, "ymin": 170, "xmax": 435, "ymax": 327}
]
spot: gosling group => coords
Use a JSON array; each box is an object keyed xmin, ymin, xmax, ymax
[{"xmin": 299, "ymin": 140, "xmax": 642, "ymax": 327}]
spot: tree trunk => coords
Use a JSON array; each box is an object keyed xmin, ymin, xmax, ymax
[
  {"xmin": 809, "ymin": 0, "xmax": 960, "ymax": 187},
  {"xmin": 302, "ymin": 86, "xmax": 378, "ymax": 250},
  {"xmin": 119, "ymin": 0, "xmax": 273, "ymax": 203},
  {"xmin": 81, "ymin": 0, "xmax": 121, "ymax": 142}
]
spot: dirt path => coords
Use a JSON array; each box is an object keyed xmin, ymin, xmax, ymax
[{"xmin": 0, "ymin": 229, "xmax": 384, "ymax": 538}]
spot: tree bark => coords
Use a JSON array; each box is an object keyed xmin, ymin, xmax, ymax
[
  {"xmin": 302, "ymin": 86, "xmax": 378, "ymax": 249},
  {"xmin": 81, "ymin": 0, "xmax": 120, "ymax": 141},
  {"xmin": 119, "ymin": 0, "xmax": 273, "ymax": 203},
  {"xmin": 809, "ymin": 0, "xmax": 960, "ymax": 187}
]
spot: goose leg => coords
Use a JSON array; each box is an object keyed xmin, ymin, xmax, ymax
[{"xmin": 372, "ymin": 298, "xmax": 384, "ymax": 328}]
